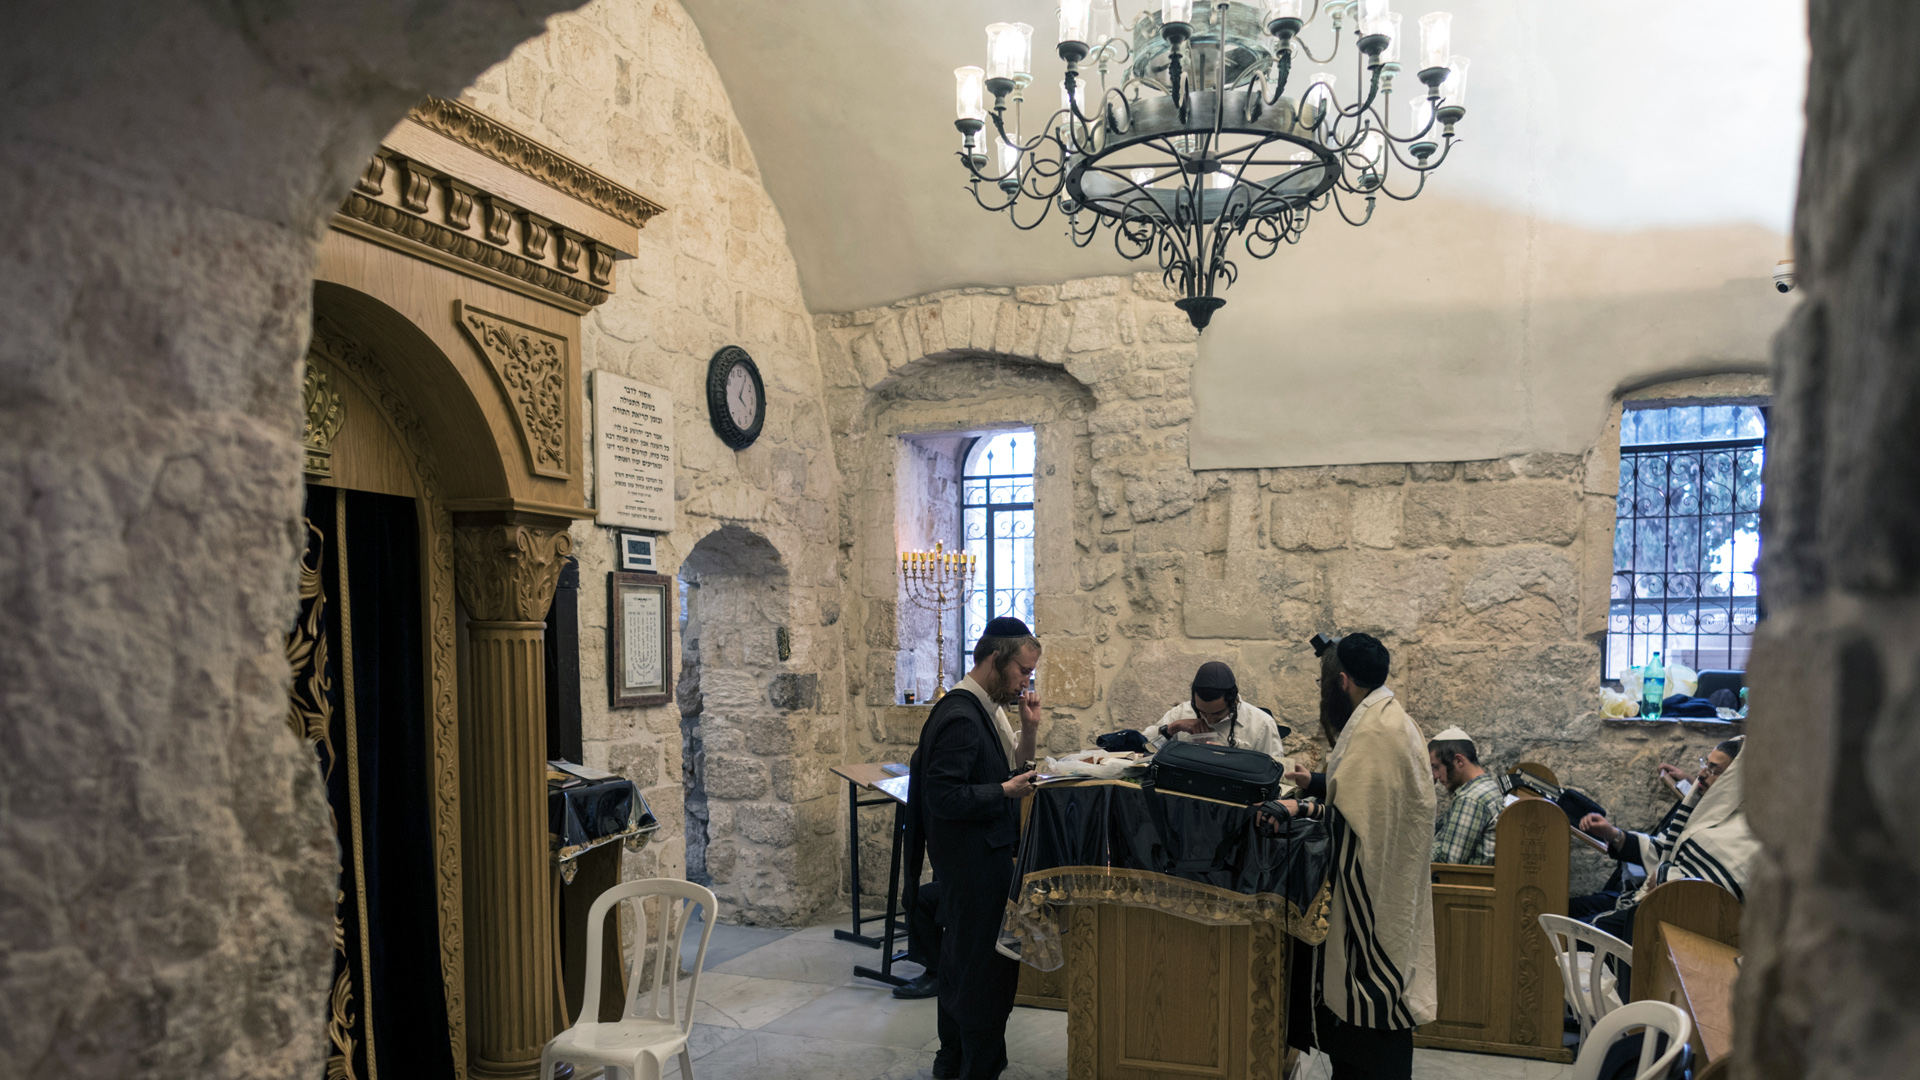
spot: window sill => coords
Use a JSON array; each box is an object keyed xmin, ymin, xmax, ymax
[{"xmin": 1600, "ymin": 714, "xmax": 1745, "ymax": 733}]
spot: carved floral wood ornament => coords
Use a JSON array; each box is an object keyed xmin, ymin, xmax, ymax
[
  {"xmin": 302, "ymin": 366, "xmax": 346, "ymax": 479},
  {"xmin": 455, "ymin": 302, "xmax": 571, "ymax": 479}
]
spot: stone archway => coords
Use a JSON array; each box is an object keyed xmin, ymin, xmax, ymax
[{"xmin": 675, "ymin": 525, "xmax": 810, "ymax": 924}]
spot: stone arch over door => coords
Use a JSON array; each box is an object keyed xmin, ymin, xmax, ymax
[{"xmin": 675, "ymin": 524, "xmax": 834, "ymax": 925}]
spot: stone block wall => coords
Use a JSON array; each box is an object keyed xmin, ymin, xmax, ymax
[
  {"xmin": 1738, "ymin": 1, "xmax": 1920, "ymax": 1074},
  {"xmin": 820, "ymin": 276, "xmax": 1761, "ymax": 892},
  {"xmin": 459, "ymin": 0, "xmax": 848, "ymax": 924},
  {"xmin": 0, "ymin": 0, "xmax": 578, "ymax": 1075}
]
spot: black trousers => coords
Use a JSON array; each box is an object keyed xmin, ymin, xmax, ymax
[
  {"xmin": 935, "ymin": 1001, "xmax": 1007, "ymax": 1079},
  {"xmin": 1312, "ymin": 1005, "xmax": 1414, "ymax": 1080},
  {"xmin": 907, "ymin": 879, "xmax": 944, "ymax": 976},
  {"xmin": 1568, "ymin": 891, "xmax": 1621, "ymax": 921}
]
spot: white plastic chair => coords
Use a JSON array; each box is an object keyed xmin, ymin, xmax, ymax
[
  {"xmin": 1570, "ymin": 1000, "xmax": 1692, "ymax": 1080},
  {"xmin": 1541, "ymin": 913, "xmax": 1632, "ymax": 1041},
  {"xmin": 539, "ymin": 879, "xmax": 718, "ymax": 1080}
]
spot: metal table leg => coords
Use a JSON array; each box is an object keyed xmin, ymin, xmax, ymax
[
  {"xmin": 855, "ymin": 799, "xmax": 910, "ymax": 986},
  {"xmin": 835, "ymin": 777, "xmax": 866, "ymax": 945}
]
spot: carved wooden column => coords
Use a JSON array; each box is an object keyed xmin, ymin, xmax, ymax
[{"xmin": 453, "ymin": 516, "xmax": 575, "ymax": 1080}]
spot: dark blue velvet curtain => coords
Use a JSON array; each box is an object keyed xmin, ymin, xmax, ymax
[{"xmin": 304, "ymin": 485, "xmax": 455, "ymax": 1080}]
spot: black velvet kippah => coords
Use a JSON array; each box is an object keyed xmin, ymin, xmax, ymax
[
  {"xmin": 1191, "ymin": 661, "xmax": 1237, "ymax": 694},
  {"xmin": 982, "ymin": 616, "xmax": 1032, "ymax": 638}
]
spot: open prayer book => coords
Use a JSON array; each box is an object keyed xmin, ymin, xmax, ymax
[{"xmin": 1035, "ymin": 748, "xmax": 1152, "ymax": 782}]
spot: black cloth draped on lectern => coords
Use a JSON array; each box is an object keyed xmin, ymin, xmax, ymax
[{"xmin": 998, "ymin": 780, "xmax": 1334, "ymax": 971}]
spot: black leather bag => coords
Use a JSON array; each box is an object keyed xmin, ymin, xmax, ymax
[
  {"xmin": 1094, "ymin": 728, "xmax": 1152, "ymax": 754},
  {"xmin": 1144, "ymin": 741, "xmax": 1284, "ymax": 805}
]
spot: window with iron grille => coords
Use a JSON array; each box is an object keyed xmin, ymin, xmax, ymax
[
  {"xmin": 1605, "ymin": 402, "xmax": 1767, "ymax": 681},
  {"xmin": 962, "ymin": 431, "xmax": 1035, "ymax": 665}
]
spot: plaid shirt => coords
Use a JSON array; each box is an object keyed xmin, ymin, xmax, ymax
[{"xmin": 1432, "ymin": 772, "xmax": 1502, "ymax": 866}]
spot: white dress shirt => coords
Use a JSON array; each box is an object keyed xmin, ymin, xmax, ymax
[
  {"xmin": 954, "ymin": 674, "xmax": 1017, "ymax": 763},
  {"xmin": 1146, "ymin": 700, "xmax": 1289, "ymax": 762}
]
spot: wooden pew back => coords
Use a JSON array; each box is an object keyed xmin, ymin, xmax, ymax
[
  {"xmin": 1629, "ymin": 878, "xmax": 1742, "ymax": 994},
  {"xmin": 1415, "ymin": 796, "xmax": 1571, "ymax": 1062},
  {"xmin": 1644, "ymin": 921, "xmax": 1740, "ymax": 1067}
]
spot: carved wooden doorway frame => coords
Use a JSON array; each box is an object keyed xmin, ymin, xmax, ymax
[
  {"xmin": 307, "ymin": 96, "xmax": 659, "ymax": 1080},
  {"xmin": 300, "ymin": 314, "xmax": 466, "ymax": 1079}
]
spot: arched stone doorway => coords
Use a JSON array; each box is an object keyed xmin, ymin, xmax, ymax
[{"xmin": 675, "ymin": 525, "xmax": 809, "ymax": 924}]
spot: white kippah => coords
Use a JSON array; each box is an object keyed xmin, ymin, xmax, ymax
[{"xmin": 1431, "ymin": 726, "xmax": 1474, "ymax": 745}]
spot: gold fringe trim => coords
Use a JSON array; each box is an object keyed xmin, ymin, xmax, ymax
[{"xmin": 1001, "ymin": 864, "xmax": 1333, "ymax": 971}]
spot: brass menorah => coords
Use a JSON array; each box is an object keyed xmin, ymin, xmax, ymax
[{"xmin": 899, "ymin": 540, "xmax": 977, "ymax": 702}]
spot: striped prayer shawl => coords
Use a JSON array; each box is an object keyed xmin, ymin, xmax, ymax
[
  {"xmin": 1617, "ymin": 742, "xmax": 1756, "ymax": 908},
  {"xmin": 1317, "ymin": 688, "xmax": 1438, "ymax": 1030}
]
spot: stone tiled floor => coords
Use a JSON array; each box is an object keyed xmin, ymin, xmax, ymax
[{"xmin": 620, "ymin": 912, "xmax": 1575, "ymax": 1080}]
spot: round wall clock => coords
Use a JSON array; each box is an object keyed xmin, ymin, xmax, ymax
[{"xmin": 705, "ymin": 345, "xmax": 765, "ymax": 450}]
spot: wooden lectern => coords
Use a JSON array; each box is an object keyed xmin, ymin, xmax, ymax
[
  {"xmin": 1003, "ymin": 781, "xmax": 1327, "ymax": 1080},
  {"xmin": 1056, "ymin": 904, "xmax": 1290, "ymax": 1080}
]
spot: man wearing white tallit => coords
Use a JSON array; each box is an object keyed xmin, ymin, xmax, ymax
[
  {"xmin": 1574, "ymin": 735, "xmax": 1756, "ymax": 996},
  {"xmin": 1275, "ymin": 634, "xmax": 1436, "ymax": 1080}
]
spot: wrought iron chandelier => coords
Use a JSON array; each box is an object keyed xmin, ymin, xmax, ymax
[{"xmin": 951, "ymin": 0, "xmax": 1471, "ymax": 328}]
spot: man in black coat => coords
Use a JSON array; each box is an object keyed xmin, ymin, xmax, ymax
[{"xmin": 906, "ymin": 616, "xmax": 1041, "ymax": 1080}]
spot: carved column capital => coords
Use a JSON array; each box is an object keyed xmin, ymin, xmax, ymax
[{"xmin": 452, "ymin": 519, "xmax": 574, "ymax": 623}]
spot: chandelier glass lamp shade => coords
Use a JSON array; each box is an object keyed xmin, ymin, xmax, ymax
[{"xmin": 949, "ymin": 0, "xmax": 1472, "ymax": 328}]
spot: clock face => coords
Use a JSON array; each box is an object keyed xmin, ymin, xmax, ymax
[
  {"xmin": 705, "ymin": 346, "xmax": 765, "ymax": 450},
  {"xmin": 726, "ymin": 364, "xmax": 758, "ymax": 430}
]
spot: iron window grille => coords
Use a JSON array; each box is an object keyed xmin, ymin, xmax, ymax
[
  {"xmin": 962, "ymin": 431, "xmax": 1036, "ymax": 671},
  {"xmin": 1605, "ymin": 404, "xmax": 1766, "ymax": 681}
]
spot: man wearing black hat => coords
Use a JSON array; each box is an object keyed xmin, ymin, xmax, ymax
[
  {"xmin": 1147, "ymin": 660, "xmax": 1291, "ymax": 762},
  {"xmin": 905, "ymin": 616, "xmax": 1041, "ymax": 1079},
  {"xmin": 1276, "ymin": 633, "xmax": 1435, "ymax": 1080}
]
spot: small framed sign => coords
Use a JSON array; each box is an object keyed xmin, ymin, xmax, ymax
[
  {"xmin": 616, "ymin": 531, "xmax": 658, "ymax": 572},
  {"xmin": 608, "ymin": 571, "xmax": 673, "ymax": 708}
]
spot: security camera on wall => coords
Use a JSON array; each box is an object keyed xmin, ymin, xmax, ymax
[{"xmin": 1774, "ymin": 259, "xmax": 1796, "ymax": 293}]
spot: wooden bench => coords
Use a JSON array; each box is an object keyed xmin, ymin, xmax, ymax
[
  {"xmin": 1631, "ymin": 879, "xmax": 1742, "ymax": 1068},
  {"xmin": 1629, "ymin": 878, "xmax": 1741, "ymax": 988},
  {"xmin": 1414, "ymin": 796, "xmax": 1572, "ymax": 1062},
  {"xmin": 1643, "ymin": 922, "xmax": 1739, "ymax": 1068}
]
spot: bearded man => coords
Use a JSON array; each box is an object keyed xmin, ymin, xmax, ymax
[
  {"xmin": 1277, "ymin": 633, "xmax": 1437, "ymax": 1080},
  {"xmin": 905, "ymin": 616, "xmax": 1041, "ymax": 1080}
]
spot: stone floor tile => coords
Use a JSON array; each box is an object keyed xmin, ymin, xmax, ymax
[
  {"xmin": 689, "ymin": 972, "xmax": 838, "ymax": 1030},
  {"xmin": 1412, "ymin": 1048, "xmax": 1532, "ymax": 1080},
  {"xmin": 1521, "ymin": 1056, "xmax": 1577, "ymax": 1080},
  {"xmin": 668, "ymin": 1029, "xmax": 931, "ymax": 1080},
  {"xmin": 710, "ymin": 935, "xmax": 881, "ymax": 987},
  {"xmin": 683, "ymin": 914, "xmax": 795, "ymax": 970},
  {"xmin": 1001, "ymin": 1006, "xmax": 1070, "ymax": 1070},
  {"xmin": 788, "ymin": 913, "xmax": 861, "ymax": 942},
  {"xmin": 760, "ymin": 986, "xmax": 940, "ymax": 1049}
]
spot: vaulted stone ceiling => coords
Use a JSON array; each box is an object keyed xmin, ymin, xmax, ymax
[{"xmin": 681, "ymin": 0, "xmax": 1808, "ymax": 466}]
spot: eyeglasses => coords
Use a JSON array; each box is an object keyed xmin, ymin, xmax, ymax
[{"xmin": 1696, "ymin": 757, "xmax": 1726, "ymax": 777}]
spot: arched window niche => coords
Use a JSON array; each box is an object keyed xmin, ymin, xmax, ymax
[{"xmin": 1597, "ymin": 373, "xmax": 1772, "ymax": 686}]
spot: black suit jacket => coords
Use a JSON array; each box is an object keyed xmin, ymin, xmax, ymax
[
  {"xmin": 915, "ymin": 690, "xmax": 1018, "ymax": 859},
  {"xmin": 904, "ymin": 687, "xmax": 1022, "ymax": 1025}
]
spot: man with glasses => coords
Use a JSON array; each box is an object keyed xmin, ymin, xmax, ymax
[
  {"xmin": 1145, "ymin": 661, "xmax": 1290, "ymax": 762},
  {"xmin": 1572, "ymin": 738, "xmax": 1751, "ymax": 951}
]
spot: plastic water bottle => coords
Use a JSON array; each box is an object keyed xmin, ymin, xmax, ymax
[{"xmin": 1641, "ymin": 653, "xmax": 1666, "ymax": 719}]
